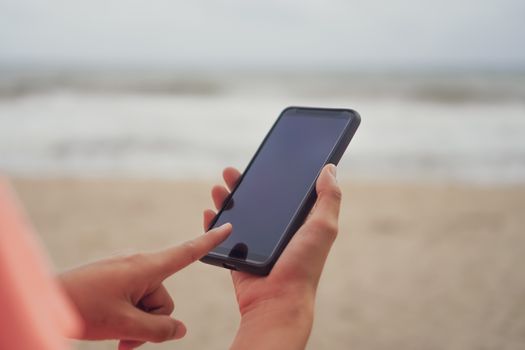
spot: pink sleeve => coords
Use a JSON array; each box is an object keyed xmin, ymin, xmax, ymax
[{"xmin": 0, "ymin": 177, "xmax": 83, "ymax": 349}]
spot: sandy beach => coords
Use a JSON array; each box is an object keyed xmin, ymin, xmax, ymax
[{"xmin": 11, "ymin": 178, "xmax": 525, "ymax": 350}]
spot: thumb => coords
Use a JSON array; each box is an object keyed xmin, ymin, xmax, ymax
[
  {"xmin": 309, "ymin": 163, "xmax": 341, "ymax": 227},
  {"xmin": 119, "ymin": 307, "xmax": 187, "ymax": 343}
]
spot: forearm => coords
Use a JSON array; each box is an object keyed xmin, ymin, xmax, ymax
[{"xmin": 231, "ymin": 298, "xmax": 314, "ymax": 350}]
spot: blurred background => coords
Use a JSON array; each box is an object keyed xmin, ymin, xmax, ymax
[{"xmin": 1, "ymin": 0, "xmax": 524, "ymax": 349}]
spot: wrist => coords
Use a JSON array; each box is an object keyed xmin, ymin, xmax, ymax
[{"xmin": 232, "ymin": 292, "xmax": 315, "ymax": 350}]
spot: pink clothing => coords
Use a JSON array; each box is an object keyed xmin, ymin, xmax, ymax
[{"xmin": 0, "ymin": 177, "xmax": 83, "ymax": 349}]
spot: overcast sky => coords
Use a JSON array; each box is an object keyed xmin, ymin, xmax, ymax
[{"xmin": 0, "ymin": 0, "xmax": 524, "ymax": 70}]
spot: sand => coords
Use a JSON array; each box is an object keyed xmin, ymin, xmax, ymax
[{"xmin": 12, "ymin": 179, "xmax": 525, "ymax": 350}]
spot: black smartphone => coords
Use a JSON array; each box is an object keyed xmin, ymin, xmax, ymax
[{"xmin": 201, "ymin": 107, "xmax": 360, "ymax": 275}]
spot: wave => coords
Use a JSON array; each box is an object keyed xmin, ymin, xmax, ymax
[{"xmin": 1, "ymin": 70, "xmax": 525, "ymax": 103}]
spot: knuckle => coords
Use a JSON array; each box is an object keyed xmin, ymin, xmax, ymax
[
  {"xmin": 166, "ymin": 304, "xmax": 175, "ymax": 315},
  {"xmin": 151, "ymin": 322, "xmax": 175, "ymax": 342},
  {"xmin": 321, "ymin": 186, "xmax": 342, "ymax": 202},
  {"xmin": 182, "ymin": 240, "xmax": 199, "ymax": 262},
  {"xmin": 325, "ymin": 221, "xmax": 339, "ymax": 237},
  {"xmin": 151, "ymin": 330, "xmax": 167, "ymax": 343},
  {"xmin": 118, "ymin": 310, "xmax": 137, "ymax": 331},
  {"xmin": 310, "ymin": 217, "xmax": 339, "ymax": 237},
  {"xmin": 124, "ymin": 253, "xmax": 147, "ymax": 266},
  {"xmin": 165, "ymin": 297, "xmax": 175, "ymax": 314}
]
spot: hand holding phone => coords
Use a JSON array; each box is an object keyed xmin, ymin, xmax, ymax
[{"xmin": 204, "ymin": 164, "xmax": 343, "ymax": 350}]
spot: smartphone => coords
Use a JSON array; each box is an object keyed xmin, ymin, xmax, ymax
[{"xmin": 201, "ymin": 107, "xmax": 360, "ymax": 275}]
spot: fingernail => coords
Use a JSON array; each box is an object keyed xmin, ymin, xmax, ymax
[
  {"xmin": 328, "ymin": 164, "xmax": 337, "ymax": 177},
  {"xmin": 216, "ymin": 223, "xmax": 232, "ymax": 232},
  {"xmin": 171, "ymin": 324, "xmax": 179, "ymax": 339},
  {"xmin": 172, "ymin": 323, "xmax": 187, "ymax": 339}
]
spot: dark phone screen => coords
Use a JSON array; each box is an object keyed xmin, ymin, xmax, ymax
[{"xmin": 209, "ymin": 109, "xmax": 350, "ymax": 263}]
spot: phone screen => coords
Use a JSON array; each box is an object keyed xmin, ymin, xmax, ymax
[{"xmin": 209, "ymin": 108, "xmax": 350, "ymax": 263}]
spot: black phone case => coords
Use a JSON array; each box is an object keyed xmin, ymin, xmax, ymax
[{"xmin": 200, "ymin": 106, "xmax": 361, "ymax": 275}]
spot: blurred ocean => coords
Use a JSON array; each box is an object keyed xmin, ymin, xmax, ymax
[{"xmin": 1, "ymin": 70, "xmax": 524, "ymax": 184}]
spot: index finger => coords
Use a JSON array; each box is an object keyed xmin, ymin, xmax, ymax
[{"xmin": 150, "ymin": 223, "xmax": 232, "ymax": 280}]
